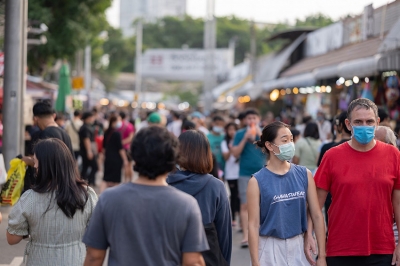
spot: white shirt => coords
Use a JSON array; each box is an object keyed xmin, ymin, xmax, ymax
[
  {"xmin": 167, "ymin": 120, "xmax": 182, "ymax": 137},
  {"xmin": 221, "ymin": 140, "xmax": 239, "ymax": 180},
  {"xmin": 318, "ymin": 120, "xmax": 332, "ymax": 143}
]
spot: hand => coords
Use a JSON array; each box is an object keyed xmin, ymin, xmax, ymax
[
  {"xmin": 316, "ymin": 256, "xmax": 327, "ymax": 266},
  {"xmin": 256, "ymin": 126, "xmax": 262, "ymax": 136},
  {"xmin": 87, "ymin": 151, "xmax": 94, "ymax": 160},
  {"xmin": 304, "ymin": 232, "xmax": 317, "ymax": 266},
  {"xmin": 21, "ymin": 156, "xmax": 34, "ymax": 166},
  {"xmin": 245, "ymin": 128, "xmax": 255, "ymax": 141},
  {"xmin": 392, "ymin": 244, "xmax": 400, "ymax": 265},
  {"xmin": 123, "ymin": 160, "xmax": 129, "ymax": 167}
]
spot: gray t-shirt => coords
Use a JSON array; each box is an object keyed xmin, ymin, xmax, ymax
[{"xmin": 83, "ymin": 183, "xmax": 209, "ymax": 266}]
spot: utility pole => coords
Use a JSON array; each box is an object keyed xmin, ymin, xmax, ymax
[
  {"xmin": 134, "ymin": 20, "xmax": 142, "ymax": 119},
  {"xmin": 20, "ymin": 0, "xmax": 28, "ymax": 156},
  {"xmin": 203, "ymin": 0, "xmax": 217, "ymax": 114},
  {"xmin": 3, "ymin": 0, "xmax": 24, "ymax": 168},
  {"xmin": 84, "ymin": 45, "xmax": 91, "ymax": 108},
  {"xmin": 250, "ymin": 20, "xmax": 257, "ymax": 80}
]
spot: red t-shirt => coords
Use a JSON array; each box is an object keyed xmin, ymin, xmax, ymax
[{"xmin": 315, "ymin": 141, "xmax": 400, "ymax": 257}]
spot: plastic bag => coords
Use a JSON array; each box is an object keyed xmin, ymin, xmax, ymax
[{"xmin": 0, "ymin": 158, "xmax": 26, "ymax": 206}]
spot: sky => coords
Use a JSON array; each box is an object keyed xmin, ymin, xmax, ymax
[{"xmin": 106, "ymin": 0, "xmax": 394, "ymax": 27}]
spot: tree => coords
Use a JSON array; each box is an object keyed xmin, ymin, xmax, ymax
[
  {"xmin": 295, "ymin": 13, "xmax": 333, "ymax": 28},
  {"xmin": 27, "ymin": 0, "xmax": 112, "ymax": 75}
]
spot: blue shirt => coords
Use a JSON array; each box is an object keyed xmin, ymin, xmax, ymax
[
  {"xmin": 233, "ymin": 128, "xmax": 265, "ymax": 176},
  {"xmin": 207, "ymin": 133, "xmax": 225, "ymax": 169},
  {"xmin": 254, "ymin": 164, "xmax": 308, "ymax": 239}
]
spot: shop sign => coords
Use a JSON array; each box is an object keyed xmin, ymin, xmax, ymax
[
  {"xmin": 305, "ymin": 22, "xmax": 343, "ymax": 57},
  {"xmin": 141, "ymin": 49, "xmax": 234, "ymax": 81}
]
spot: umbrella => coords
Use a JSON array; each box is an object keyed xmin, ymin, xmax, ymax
[{"xmin": 55, "ymin": 63, "xmax": 72, "ymax": 112}]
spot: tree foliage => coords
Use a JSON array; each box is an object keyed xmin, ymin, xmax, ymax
[{"xmin": 27, "ymin": 0, "xmax": 111, "ymax": 75}]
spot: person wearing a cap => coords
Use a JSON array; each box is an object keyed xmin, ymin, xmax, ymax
[
  {"xmin": 147, "ymin": 112, "xmax": 162, "ymax": 127},
  {"xmin": 191, "ymin": 111, "xmax": 209, "ymax": 135},
  {"xmin": 79, "ymin": 111, "xmax": 98, "ymax": 186}
]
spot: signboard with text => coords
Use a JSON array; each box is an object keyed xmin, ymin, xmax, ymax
[{"xmin": 141, "ymin": 48, "xmax": 234, "ymax": 81}]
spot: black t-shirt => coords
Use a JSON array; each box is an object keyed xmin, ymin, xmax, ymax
[
  {"xmin": 317, "ymin": 138, "xmax": 350, "ymax": 166},
  {"xmin": 79, "ymin": 123, "xmax": 94, "ymax": 153},
  {"xmin": 30, "ymin": 126, "xmax": 74, "ymax": 156},
  {"xmin": 24, "ymin": 126, "xmax": 74, "ymax": 193}
]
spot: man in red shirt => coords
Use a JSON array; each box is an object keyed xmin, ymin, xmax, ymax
[{"xmin": 305, "ymin": 98, "xmax": 400, "ymax": 266}]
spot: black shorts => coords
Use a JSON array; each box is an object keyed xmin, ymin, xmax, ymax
[{"xmin": 326, "ymin": 254, "xmax": 392, "ymax": 266}]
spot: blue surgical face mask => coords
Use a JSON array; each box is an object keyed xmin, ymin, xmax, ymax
[
  {"xmin": 272, "ymin": 142, "xmax": 295, "ymax": 161},
  {"xmin": 351, "ymin": 125, "xmax": 375, "ymax": 145}
]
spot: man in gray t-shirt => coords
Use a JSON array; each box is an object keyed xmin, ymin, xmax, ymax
[{"xmin": 83, "ymin": 127, "xmax": 209, "ymax": 266}]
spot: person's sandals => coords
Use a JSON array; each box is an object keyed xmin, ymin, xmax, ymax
[{"xmin": 240, "ymin": 241, "xmax": 249, "ymax": 248}]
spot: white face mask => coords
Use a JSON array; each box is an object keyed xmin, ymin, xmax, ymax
[
  {"xmin": 115, "ymin": 121, "xmax": 123, "ymax": 129},
  {"xmin": 272, "ymin": 142, "xmax": 295, "ymax": 161}
]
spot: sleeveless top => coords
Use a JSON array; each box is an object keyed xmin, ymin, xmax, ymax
[{"xmin": 253, "ymin": 164, "xmax": 308, "ymax": 239}]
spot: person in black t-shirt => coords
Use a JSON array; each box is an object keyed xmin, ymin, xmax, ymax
[
  {"xmin": 22, "ymin": 101, "xmax": 74, "ymax": 192},
  {"xmin": 317, "ymin": 111, "xmax": 351, "ymax": 227},
  {"xmin": 79, "ymin": 111, "xmax": 98, "ymax": 186}
]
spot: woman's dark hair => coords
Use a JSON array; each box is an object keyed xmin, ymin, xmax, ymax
[
  {"xmin": 255, "ymin": 121, "xmax": 290, "ymax": 154},
  {"xmin": 104, "ymin": 115, "xmax": 118, "ymax": 147},
  {"xmin": 33, "ymin": 138, "xmax": 88, "ymax": 218},
  {"xmin": 290, "ymin": 128, "xmax": 300, "ymax": 138},
  {"xmin": 131, "ymin": 126, "xmax": 180, "ymax": 179},
  {"xmin": 182, "ymin": 120, "xmax": 196, "ymax": 131},
  {"xmin": 304, "ymin": 121, "xmax": 320, "ymax": 140},
  {"xmin": 225, "ymin": 122, "xmax": 238, "ymax": 144},
  {"xmin": 178, "ymin": 130, "xmax": 213, "ymax": 174}
]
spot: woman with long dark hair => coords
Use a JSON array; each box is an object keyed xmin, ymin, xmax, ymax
[
  {"xmin": 221, "ymin": 122, "xmax": 240, "ymax": 226},
  {"xmin": 101, "ymin": 114, "xmax": 128, "ymax": 192},
  {"xmin": 168, "ymin": 130, "xmax": 232, "ymax": 266},
  {"xmin": 7, "ymin": 138, "xmax": 98, "ymax": 266}
]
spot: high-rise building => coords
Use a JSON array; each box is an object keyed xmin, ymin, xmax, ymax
[{"xmin": 119, "ymin": 0, "xmax": 186, "ymax": 37}]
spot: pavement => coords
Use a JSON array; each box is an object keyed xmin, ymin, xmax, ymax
[{"xmin": 0, "ymin": 171, "xmax": 251, "ymax": 266}]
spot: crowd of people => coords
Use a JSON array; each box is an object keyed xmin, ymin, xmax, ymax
[{"xmin": 2, "ymin": 98, "xmax": 400, "ymax": 266}]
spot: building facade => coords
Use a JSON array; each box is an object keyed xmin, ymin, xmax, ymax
[{"xmin": 119, "ymin": 0, "xmax": 186, "ymax": 37}]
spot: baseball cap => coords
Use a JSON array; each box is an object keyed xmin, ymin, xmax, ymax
[{"xmin": 147, "ymin": 112, "xmax": 161, "ymax": 124}]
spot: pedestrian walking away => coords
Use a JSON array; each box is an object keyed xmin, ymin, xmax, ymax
[
  {"xmin": 7, "ymin": 138, "xmax": 98, "ymax": 266},
  {"xmin": 101, "ymin": 114, "xmax": 129, "ymax": 191},
  {"xmin": 247, "ymin": 121, "xmax": 326, "ymax": 266},
  {"xmin": 83, "ymin": 126, "xmax": 209, "ymax": 266},
  {"xmin": 79, "ymin": 111, "xmax": 99, "ymax": 186},
  {"xmin": 168, "ymin": 130, "xmax": 232, "ymax": 265},
  {"xmin": 305, "ymin": 98, "xmax": 400, "ymax": 266}
]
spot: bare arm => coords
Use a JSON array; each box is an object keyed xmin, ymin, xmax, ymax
[
  {"xmin": 306, "ymin": 171, "xmax": 326, "ymax": 264},
  {"xmin": 182, "ymin": 252, "xmax": 205, "ymax": 266},
  {"xmin": 392, "ymin": 190, "xmax": 400, "ymax": 265},
  {"xmin": 84, "ymin": 247, "xmax": 107, "ymax": 266},
  {"xmin": 21, "ymin": 156, "xmax": 34, "ymax": 167},
  {"xmin": 305, "ymin": 187, "xmax": 328, "ymax": 265},
  {"xmin": 6, "ymin": 231, "xmax": 23, "ymax": 245},
  {"xmin": 232, "ymin": 130, "xmax": 252, "ymax": 158},
  {"xmin": 247, "ymin": 177, "xmax": 260, "ymax": 266},
  {"xmin": 122, "ymin": 132, "xmax": 134, "ymax": 146},
  {"xmin": 119, "ymin": 149, "xmax": 128, "ymax": 165}
]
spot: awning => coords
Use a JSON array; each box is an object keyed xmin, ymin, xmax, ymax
[
  {"xmin": 378, "ymin": 50, "xmax": 400, "ymax": 70},
  {"xmin": 281, "ymin": 37, "xmax": 383, "ymax": 78}
]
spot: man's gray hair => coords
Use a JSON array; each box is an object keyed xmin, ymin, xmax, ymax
[
  {"xmin": 347, "ymin": 98, "xmax": 378, "ymax": 121},
  {"xmin": 377, "ymin": 126, "xmax": 397, "ymax": 146}
]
